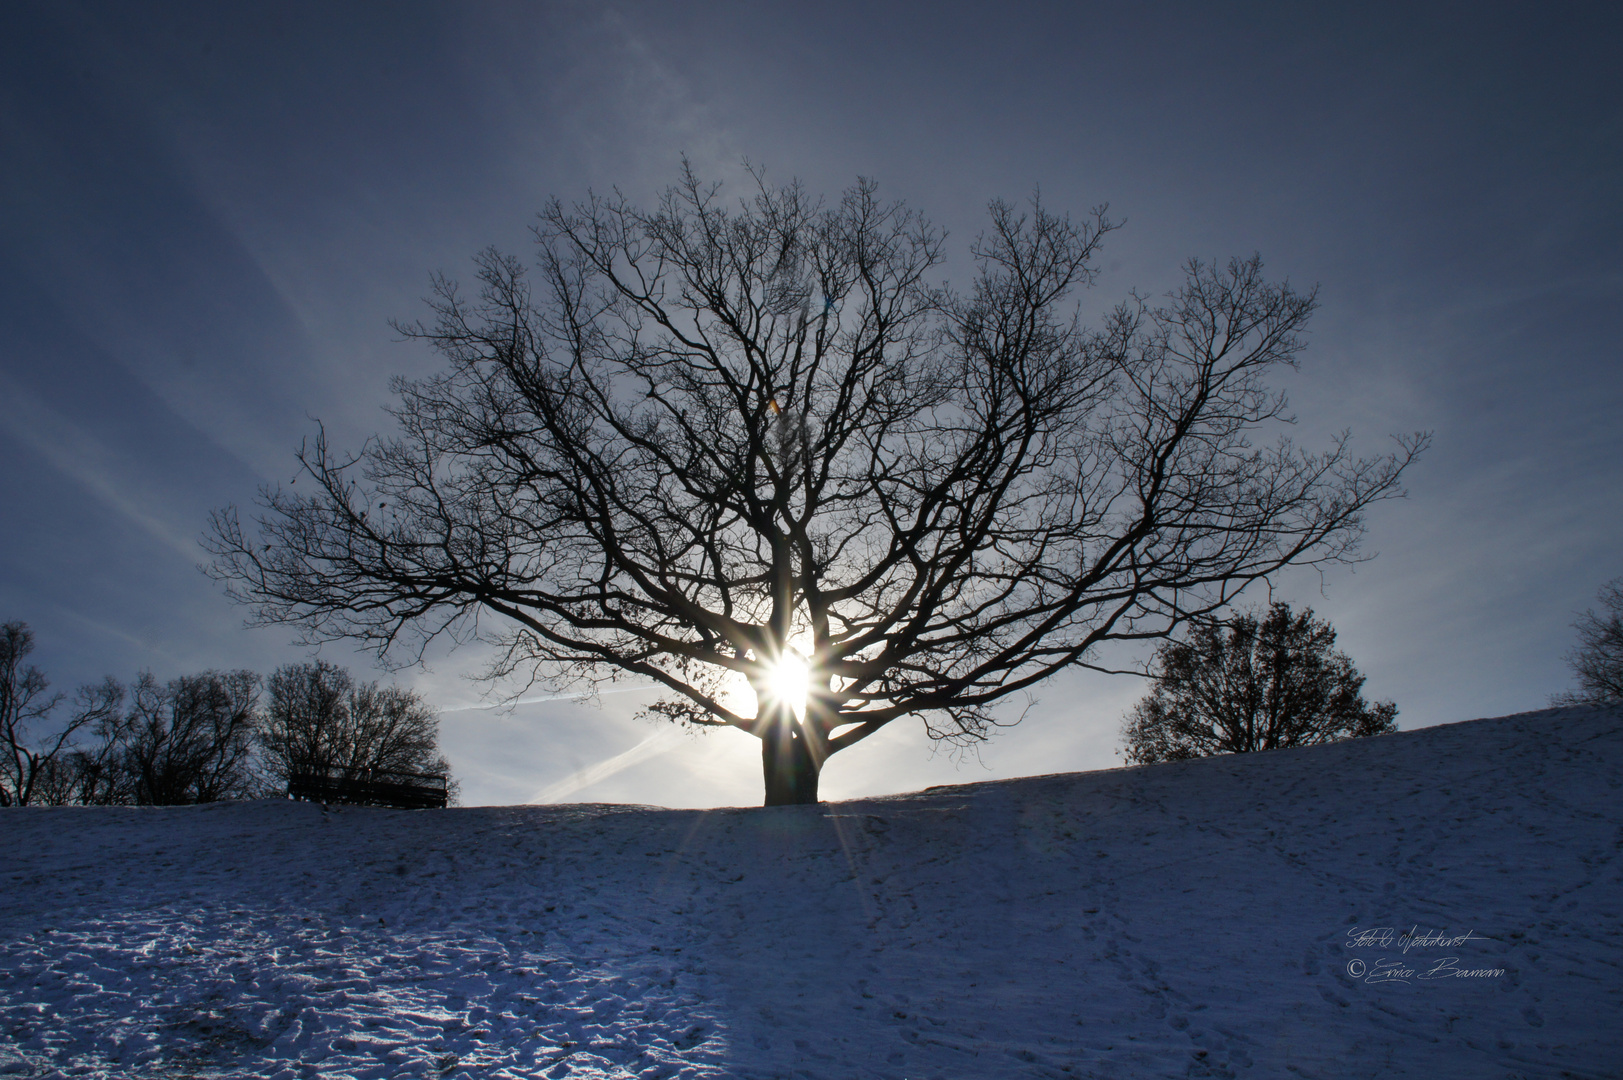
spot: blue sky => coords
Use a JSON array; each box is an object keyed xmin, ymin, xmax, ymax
[{"xmin": 2, "ymin": 1, "xmax": 1618, "ymax": 807}]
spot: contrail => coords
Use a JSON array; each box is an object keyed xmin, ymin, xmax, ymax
[
  {"xmin": 0, "ymin": 372, "xmax": 201, "ymax": 563},
  {"xmin": 528, "ymin": 728, "xmax": 683, "ymax": 805},
  {"xmin": 438, "ymin": 683, "xmax": 658, "ymax": 713}
]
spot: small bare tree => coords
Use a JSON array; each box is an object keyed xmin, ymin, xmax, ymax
[
  {"xmin": 208, "ymin": 166, "xmax": 1425, "ymax": 804},
  {"xmin": 1553, "ymin": 578, "xmax": 1623, "ymax": 707},
  {"xmin": 1121, "ymin": 603, "xmax": 1398, "ymax": 764},
  {"xmin": 0, "ymin": 622, "xmax": 123, "ymax": 807}
]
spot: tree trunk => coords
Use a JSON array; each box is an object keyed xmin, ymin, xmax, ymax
[{"xmin": 761, "ymin": 720, "xmax": 821, "ymax": 805}]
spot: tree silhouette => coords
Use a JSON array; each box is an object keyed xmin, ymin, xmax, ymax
[
  {"xmin": 1553, "ymin": 578, "xmax": 1623, "ymax": 707},
  {"xmin": 208, "ymin": 166, "xmax": 1425, "ymax": 804},
  {"xmin": 1121, "ymin": 603, "xmax": 1398, "ymax": 764},
  {"xmin": 115, "ymin": 670, "xmax": 263, "ymax": 804},
  {"xmin": 0, "ymin": 621, "xmax": 122, "ymax": 806},
  {"xmin": 258, "ymin": 661, "xmax": 455, "ymax": 801}
]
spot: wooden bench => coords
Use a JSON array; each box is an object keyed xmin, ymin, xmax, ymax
[{"xmin": 287, "ymin": 766, "xmax": 449, "ymax": 809}]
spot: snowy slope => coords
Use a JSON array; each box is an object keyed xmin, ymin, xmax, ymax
[{"xmin": 2, "ymin": 705, "xmax": 1620, "ymax": 1080}]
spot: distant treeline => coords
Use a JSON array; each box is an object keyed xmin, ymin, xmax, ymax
[{"xmin": 1, "ymin": 622, "xmax": 455, "ymax": 807}]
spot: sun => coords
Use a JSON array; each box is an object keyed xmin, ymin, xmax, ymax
[{"xmin": 765, "ymin": 649, "xmax": 810, "ymax": 721}]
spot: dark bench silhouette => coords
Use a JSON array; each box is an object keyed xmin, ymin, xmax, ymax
[{"xmin": 287, "ymin": 766, "xmax": 449, "ymax": 809}]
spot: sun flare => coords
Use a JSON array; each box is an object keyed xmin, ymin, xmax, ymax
[{"xmin": 766, "ymin": 649, "xmax": 810, "ymax": 721}]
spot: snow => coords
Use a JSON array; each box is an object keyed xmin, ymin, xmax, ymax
[{"xmin": 3, "ymin": 705, "xmax": 1620, "ymax": 1079}]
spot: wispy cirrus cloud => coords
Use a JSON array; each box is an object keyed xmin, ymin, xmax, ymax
[{"xmin": 0, "ymin": 372, "xmax": 200, "ymax": 564}]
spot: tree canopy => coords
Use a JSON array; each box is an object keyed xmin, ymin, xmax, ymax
[
  {"xmin": 1121, "ymin": 603, "xmax": 1398, "ymax": 764},
  {"xmin": 208, "ymin": 166, "xmax": 1425, "ymax": 804}
]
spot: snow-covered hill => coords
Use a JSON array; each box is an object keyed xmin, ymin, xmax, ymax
[{"xmin": 3, "ymin": 706, "xmax": 1620, "ymax": 1079}]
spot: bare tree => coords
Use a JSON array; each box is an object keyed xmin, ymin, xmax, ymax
[
  {"xmin": 1121, "ymin": 603, "xmax": 1398, "ymax": 764},
  {"xmin": 259, "ymin": 661, "xmax": 454, "ymax": 797},
  {"xmin": 0, "ymin": 622, "xmax": 122, "ymax": 806},
  {"xmin": 48, "ymin": 716, "xmax": 130, "ymax": 806},
  {"xmin": 208, "ymin": 166, "xmax": 1425, "ymax": 805},
  {"xmin": 114, "ymin": 670, "xmax": 263, "ymax": 804},
  {"xmin": 31, "ymin": 670, "xmax": 262, "ymax": 806},
  {"xmin": 1552, "ymin": 578, "xmax": 1623, "ymax": 707}
]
